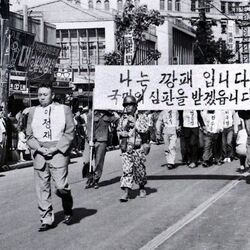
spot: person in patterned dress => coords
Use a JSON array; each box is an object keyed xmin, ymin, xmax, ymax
[{"xmin": 118, "ymin": 96, "xmax": 150, "ymax": 202}]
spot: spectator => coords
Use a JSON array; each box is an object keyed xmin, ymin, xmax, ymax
[{"xmin": 17, "ymin": 123, "xmax": 28, "ymax": 162}]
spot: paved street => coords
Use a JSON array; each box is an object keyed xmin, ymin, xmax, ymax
[{"xmin": 1, "ymin": 143, "xmax": 250, "ymax": 250}]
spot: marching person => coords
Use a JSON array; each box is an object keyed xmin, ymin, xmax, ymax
[
  {"xmin": 26, "ymin": 82, "xmax": 75, "ymax": 232},
  {"xmin": 155, "ymin": 110, "xmax": 180, "ymax": 169},
  {"xmin": 221, "ymin": 110, "xmax": 237, "ymax": 163},
  {"xmin": 179, "ymin": 110, "xmax": 205, "ymax": 168},
  {"xmin": 235, "ymin": 119, "xmax": 247, "ymax": 172},
  {"xmin": 238, "ymin": 110, "xmax": 250, "ymax": 169},
  {"xmin": 83, "ymin": 109, "xmax": 119, "ymax": 189},
  {"xmin": 118, "ymin": 95, "xmax": 151, "ymax": 202},
  {"xmin": 201, "ymin": 110, "xmax": 224, "ymax": 167}
]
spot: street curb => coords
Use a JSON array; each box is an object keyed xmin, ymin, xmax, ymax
[
  {"xmin": 0, "ymin": 147, "xmax": 133, "ymax": 172},
  {"xmin": 1, "ymin": 160, "xmax": 33, "ymax": 172}
]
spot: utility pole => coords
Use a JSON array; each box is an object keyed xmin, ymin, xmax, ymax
[
  {"xmin": 235, "ymin": 4, "xmax": 250, "ymax": 63},
  {"xmin": 0, "ymin": 0, "xmax": 10, "ymax": 108}
]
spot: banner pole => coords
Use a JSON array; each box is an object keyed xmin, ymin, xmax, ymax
[{"xmin": 89, "ymin": 87, "xmax": 95, "ymax": 174}]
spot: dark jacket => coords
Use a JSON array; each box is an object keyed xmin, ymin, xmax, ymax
[
  {"xmin": 238, "ymin": 110, "xmax": 250, "ymax": 120},
  {"xmin": 87, "ymin": 111, "xmax": 118, "ymax": 142}
]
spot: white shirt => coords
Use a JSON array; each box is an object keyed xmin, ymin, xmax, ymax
[
  {"xmin": 202, "ymin": 110, "xmax": 223, "ymax": 133},
  {"xmin": 223, "ymin": 110, "xmax": 235, "ymax": 129},
  {"xmin": 183, "ymin": 110, "xmax": 198, "ymax": 128}
]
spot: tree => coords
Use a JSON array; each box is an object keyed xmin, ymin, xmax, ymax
[
  {"xmin": 193, "ymin": 11, "xmax": 233, "ymax": 64},
  {"xmin": 214, "ymin": 38, "xmax": 234, "ymax": 63},
  {"xmin": 104, "ymin": 0, "xmax": 165, "ymax": 65},
  {"xmin": 193, "ymin": 11, "xmax": 217, "ymax": 64}
]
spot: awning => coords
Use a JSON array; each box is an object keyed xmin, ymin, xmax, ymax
[
  {"xmin": 72, "ymin": 91, "xmax": 93, "ymax": 98},
  {"xmin": 10, "ymin": 92, "xmax": 38, "ymax": 100},
  {"xmin": 53, "ymin": 86, "xmax": 73, "ymax": 95}
]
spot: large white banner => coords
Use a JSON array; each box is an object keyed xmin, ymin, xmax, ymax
[{"xmin": 94, "ymin": 64, "xmax": 250, "ymax": 110}]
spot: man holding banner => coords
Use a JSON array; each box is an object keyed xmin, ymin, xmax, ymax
[
  {"xmin": 118, "ymin": 95, "xmax": 151, "ymax": 202},
  {"xmin": 83, "ymin": 109, "xmax": 119, "ymax": 189}
]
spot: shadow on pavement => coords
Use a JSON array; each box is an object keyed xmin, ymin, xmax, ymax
[
  {"xmin": 129, "ymin": 187, "xmax": 158, "ymax": 199},
  {"xmin": 161, "ymin": 162, "xmax": 186, "ymax": 168},
  {"xmin": 0, "ymin": 174, "xmax": 5, "ymax": 177},
  {"xmin": 245, "ymin": 175, "xmax": 250, "ymax": 184},
  {"xmin": 54, "ymin": 207, "xmax": 97, "ymax": 226},
  {"xmin": 148, "ymin": 174, "xmax": 241, "ymax": 181},
  {"xmin": 99, "ymin": 176, "xmax": 120, "ymax": 187}
]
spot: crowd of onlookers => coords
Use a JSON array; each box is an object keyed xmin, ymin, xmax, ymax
[
  {"xmin": 0, "ymin": 102, "xmax": 247, "ymax": 174},
  {"xmin": 0, "ymin": 105, "xmax": 32, "ymax": 168}
]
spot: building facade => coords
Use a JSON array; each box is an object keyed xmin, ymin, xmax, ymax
[
  {"xmin": 79, "ymin": 0, "xmax": 197, "ymax": 64},
  {"xmin": 14, "ymin": 0, "xmax": 163, "ymax": 106},
  {"xmin": 79, "ymin": 0, "xmax": 248, "ymax": 63}
]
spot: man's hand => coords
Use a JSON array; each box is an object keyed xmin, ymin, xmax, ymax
[
  {"xmin": 37, "ymin": 147, "xmax": 48, "ymax": 155},
  {"xmin": 44, "ymin": 147, "xmax": 58, "ymax": 157},
  {"xmin": 119, "ymin": 131, "xmax": 129, "ymax": 138}
]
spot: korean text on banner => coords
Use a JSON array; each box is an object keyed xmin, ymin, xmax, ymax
[{"xmin": 94, "ymin": 64, "xmax": 250, "ymax": 110}]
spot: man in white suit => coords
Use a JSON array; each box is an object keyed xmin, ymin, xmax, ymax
[{"xmin": 26, "ymin": 82, "xmax": 75, "ymax": 232}]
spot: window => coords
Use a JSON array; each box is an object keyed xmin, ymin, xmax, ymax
[
  {"xmin": 56, "ymin": 30, "xmax": 60, "ymax": 39},
  {"xmin": 79, "ymin": 29, "xmax": 87, "ymax": 39},
  {"xmin": 70, "ymin": 29, "xmax": 77, "ymax": 39},
  {"xmin": 205, "ymin": 0, "xmax": 210, "ymax": 12},
  {"xmin": 228, "ymin": 2, "xmax": 234, "ymax": 14},
  {"xmin": 235, "ymin": 23, "xmax": 240, "ymax": 34},
  {"xmin": 60, "ymin": 43, "xmax": 69, "ymax": 59},
  {"xmin": 88, "ymin": 0, "xmax": 93, "ymax": 8},
  {"xmin": 117, "ymin": 0, "xmax": 123, "ymax": 10},
  {"xmin": 168, "ymin": 0, "xmax": 172, "ymax": 11},
  {"xmin": 235, "ymin": 2, "xmax": 240, "ymax": 12},
  {"xmin": 97, "ymin": 28, "xmax": 105, "ymax": 40},
  {"xmin": 160, "ymin": 0, "xmax": 165, "ymax": 10},
  {"xmin": 104, "ymin": 0, "xmax": 110, "ymax": 10},
  {"xmin": 98, "ymin": 41, "xmax": 106, "ymax": 64},
  {"xmin": 88, "ymin": 29, "xmax": 96, "ymax": 41},
  {"xmin": 221, "ymin": 2, "xmax": 225, "ymax": 13},
  {"xmin": 175, "ymin": 0, "xmax": 180, "ymax": 11},
  {"xmin": 221, "ymin": 22, "xmax": 227, "ymax": 34},
  {"xmin": 61, "ymin": 30, "xmax": 68, "ymax": 39},
  {"xmin": 96, "ymin": 0, "xmax": 101, "ymax": 9},
  {"xmin": 191, "ymin": 0, "xmax": 196, "ymax": 12}
]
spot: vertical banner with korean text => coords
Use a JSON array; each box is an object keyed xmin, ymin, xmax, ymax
[
  {"xmin": 27, "ymin": 41, "xmax": 61, "ymax": 83},
  {"xmin": 94, "ymin": 64, "xmax": 250, "ymax": 110},
  {"xmin": 8, "ymin": 28, "xmax": 35, "ymax": 94}
]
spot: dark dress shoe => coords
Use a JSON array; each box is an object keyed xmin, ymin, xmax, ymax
[
  {"xmin": 63, "ymin": 215, "xmax": 73, "ymax": 225},
  {"xmin": 167, "ymin": 164, "xmax": 175, "ymax": 169},
  {"xmin": 38, "ymin": 224, "xmax": 53, "ymax": 232}
]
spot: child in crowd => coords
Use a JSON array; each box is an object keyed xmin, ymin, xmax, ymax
[{"xmin": 17, "ymin": 124, "xmax": 28, "ymax": 162}]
